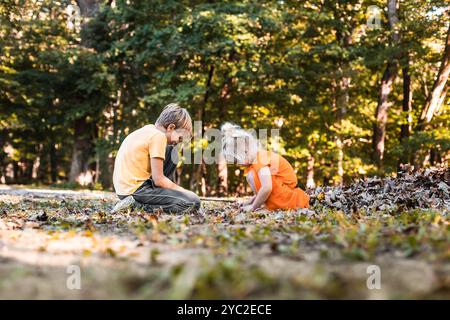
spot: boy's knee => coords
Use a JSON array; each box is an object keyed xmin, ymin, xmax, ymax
[
  {"xmin": 193, "ymin": 196, "xmax": 201, "ymax": 209},
  {"xmin": 179, "ymin": 192, "xmax": 201, "ymax": 210},
  {"xmin": 188, "ymin": 193, "xmax": 201, "ymax": 209}
]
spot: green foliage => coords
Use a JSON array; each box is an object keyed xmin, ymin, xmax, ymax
[{"xmin": 0, "ymin": 0, "xmax": 449, "ymax": 190}]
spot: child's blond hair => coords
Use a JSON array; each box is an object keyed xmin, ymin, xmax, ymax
[
  {"xmin": 156, "ymin": 103, "xmax": 193, "ymax": 133},
  {"xmin": 221, "ymin": 122, "xmax": 258, "ymax": 163}
]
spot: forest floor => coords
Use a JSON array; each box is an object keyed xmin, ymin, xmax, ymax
[{"xmin": 0, "ymin": 169, "xmax": 449, "ymax": 299}]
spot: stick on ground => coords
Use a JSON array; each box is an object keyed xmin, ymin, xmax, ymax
[{"xmin": 199, "ymin": 197, "xmax": 236, "ymax": 203}]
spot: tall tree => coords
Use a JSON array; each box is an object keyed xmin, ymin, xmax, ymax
[
  {"xmin": 398, "ymin": 54, "xmax": 412, "ymax": 167},
  {"xmin": 69, "ymin": 0, "xmax": 101, "ymax": 184},
  {"xmin": 373, "ymin": 0, "xmax": 400, "ymax": 167},
  {"xmin": 419, "ymin": 24, "xmax": 450, "ymax": 125}
]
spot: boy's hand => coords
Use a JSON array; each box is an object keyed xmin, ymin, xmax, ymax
[
  {"xmin": 174, "ymin": 186, "xmax": 197, "ymax": 197},
  {"xmin": 181, "ymin": 188, "xmax": 198, "ymax": 198}
]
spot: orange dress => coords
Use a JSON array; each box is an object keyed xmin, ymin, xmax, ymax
[{"xmin": 244, "ymin": 150, "xmax": 310, "ymax": 210}]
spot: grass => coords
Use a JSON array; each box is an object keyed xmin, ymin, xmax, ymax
[{"xmin": 0, "ymin": 189, "xmax": 449, "ymax": 299}]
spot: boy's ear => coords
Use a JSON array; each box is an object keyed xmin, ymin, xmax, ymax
[{"xmin": 167, "ymin": 123, "xmax": 176, "ymax": 131}]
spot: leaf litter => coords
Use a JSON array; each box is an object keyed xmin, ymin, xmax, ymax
[
  {"xmin": 308, "ymin": 166, "xmax": 450, "ymax": 214},
  {"xmin": 0, "ymin": 168, "xmax": 449, "ymax": 299}
]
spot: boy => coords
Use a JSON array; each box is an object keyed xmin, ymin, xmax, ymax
[{"xmin": 111, "ymin": 103, "xmax": 200, "ymax": 214}]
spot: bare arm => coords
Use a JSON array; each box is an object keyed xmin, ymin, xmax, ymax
[
  {"xmin": 150, "ymin": 157, "xmax": 185, "ymax": 192},
  {"xmin": 247, "ymin": 171, "xmax": 257, "ymax": 194},
  {"xmin": 240, "ymin": 171, "xmax": 257, "ymax": 206},
  {"xmin": 251, "ymin": 166, "xmax": 272, "ymax": 210}
]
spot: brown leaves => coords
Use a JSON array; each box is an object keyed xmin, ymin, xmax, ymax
[
  {"xmin": 135, "ymin": 209, "xmax": 160, "ymax": 227},
  {"xmin": 29, "ymin": 210, "xmax": 48, "ymax": 222},
  {"xmin": 0, "ymin": 184, "xmax": 449, "ymax": 299},
  {"xmin": 309, "ymin": 167, "xmax": 450, "ymax": 214},
  {"xmin": 85, "ymin": 218, "xmax": 96, "ymax": 232},
  {"xmin": 145, "ymin": 213, "xmax": 159, "ymax": 228}
]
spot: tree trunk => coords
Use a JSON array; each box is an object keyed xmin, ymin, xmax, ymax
[
  {"xmin": 69, "ymin": 117, "xmax": 92, "ymax": 183},
  {"xmin": 419, "ymin": 24, "xmax": 450, "ymax": 124},
  {"xmin": 306, "ymin": 153, "xmax": 315, "ymax": 189},
  {"xmin": 413, "ymin": 25, "xmax": 450, "ymax": 168},
  {"xmin": 190, "ymin": 65, "xmax": 214, "ymax": 194},
  {"xmin": 24, "ymin": 159, "xmax": 33, "ymax": 180},
  {"xmin": 75, "ymin": 0, "xmax": 99, "ymax": 17},
  {"xmin": 0, "ymin": 130, "xmax": 5, "ymax": 184},
  {"xmin": 12, "ymin": 160, "xmax": 19, "ymax": 183},
  {"xmin": 49, "ymin": 139, "xmax": 57, "ymax": 183},
  {"xmin": 372, "ymin": 0, "xmax": 400, "ymax": 167},
  {"xmin": 216, "ymin": 72, "xmax": 233, "ymax": 195},
  {"xmin": 398, "ymin": 56, "xmax": 413, "ymax": 169},
  {"xmin": 335, "ymin": 73, "xmax": 349, "ymax": 185},
  {"xmin": 400, "ymin": 60, "xmax": 412, "ymax": 141},
  {"xmin": 373, "ymin": 63, "xmax": 398, "ymax": 165},
  {"xmin": 217, "ymin": 151, "xmax": 228, "ymax": 196},
  {"xmin": 429, "ymin": 148, "xmax": 441, "ymax": 166},
  {"xmin": 331, "ymin": 5, "xmax": 353, "ymax": 185},
  {"xmin": 69, "ymin": 0, "xmax": 100, "ymax": 184}
]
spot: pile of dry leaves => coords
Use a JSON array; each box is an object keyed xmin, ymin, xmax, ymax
[{"xmin": 308, "ymin": 166, "xmax": 450, "ymax": 214}]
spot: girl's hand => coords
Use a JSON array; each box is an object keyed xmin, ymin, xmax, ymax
[
  {"xmin": 238, "ymin": 196, "xmax": 255, "ymax": 207},
  {"xmin": 241, "ymin": 204, "xmax": 254, "ymax": 212}
]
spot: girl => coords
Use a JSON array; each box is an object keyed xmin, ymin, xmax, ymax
[{"xmin": 221, "ymin": 123, "xmax": 309, "ymax": 212}]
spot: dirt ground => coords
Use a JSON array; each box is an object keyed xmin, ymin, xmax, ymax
[{"xmin": 0, "ymin": 185, "xmax": 449, "ymax": 299}]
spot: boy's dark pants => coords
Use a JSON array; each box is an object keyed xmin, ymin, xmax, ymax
[{"xmin": 118, "ymin": 145, "xmax": 200, "ymax": 214}]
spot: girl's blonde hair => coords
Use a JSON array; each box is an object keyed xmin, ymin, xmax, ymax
[{"xmin": 221, "ymin": 122, "xmax": 257, "ymax": 163}]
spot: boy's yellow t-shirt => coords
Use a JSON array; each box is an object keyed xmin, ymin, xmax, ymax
[{"xmin": 113, "ymin": 124, "xmax": 167, "ymax": 195}]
